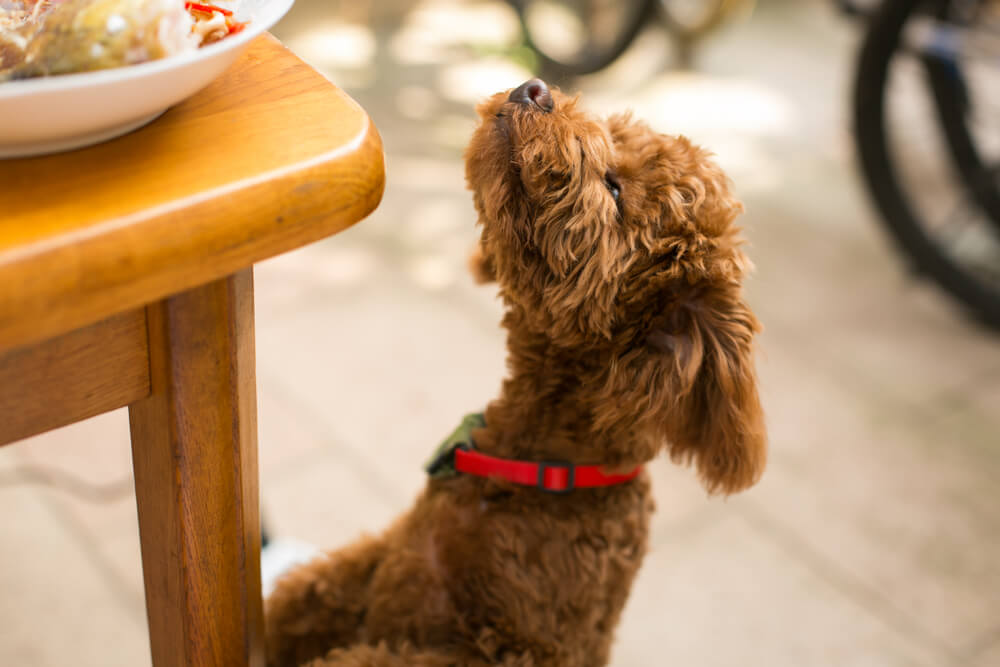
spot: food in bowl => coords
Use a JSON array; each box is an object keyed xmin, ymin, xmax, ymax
[
  {"xmin": 185, "ymin": 1, "xmax": 246, "ymax": 44},
  {"xmin": 0, "ymin": 0, "xmax": 246, "ymax": 80}
]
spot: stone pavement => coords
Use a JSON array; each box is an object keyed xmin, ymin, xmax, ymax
[{"xmin": 2, "ymin": 0, "xmax": 999, "ymax": 665}]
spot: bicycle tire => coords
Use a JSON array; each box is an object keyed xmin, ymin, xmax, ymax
[
  {"xmin": 853, "ymin": 0, "xmax": 1000, "ymax": 328},
  {"xmin": 513, "ymin": 0, "xmax": 655, "ymax": 79}
]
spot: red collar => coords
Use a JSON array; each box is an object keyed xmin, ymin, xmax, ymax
[{"xmin": 453, "ymin": 447, "xmax": 642, "ymax": 494}]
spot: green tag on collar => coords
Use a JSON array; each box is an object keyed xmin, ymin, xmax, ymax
[{"xmin": 424, "ymin": 412, "xmax": 486, "ymax": 479}]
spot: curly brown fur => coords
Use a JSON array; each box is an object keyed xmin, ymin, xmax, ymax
[{"xmin": 266, "ymin": 82, "xmax": 766, "ymax": 667}]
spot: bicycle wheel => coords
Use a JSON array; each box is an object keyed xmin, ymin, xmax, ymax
[
  {"xmin": 512, "ymin": 0, "xmax": 654, "ymax": 80},
  {"xmin": 854, "ymin": 0, "xmax": 1000, "ymax": 327}
]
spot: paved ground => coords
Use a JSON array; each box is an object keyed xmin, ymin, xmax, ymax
[{"xmin": 2, "ymin": 0, "xmax": 999, "ymax": 665}]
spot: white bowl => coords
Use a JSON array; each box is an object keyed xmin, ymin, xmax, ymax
[{"xmin": 0, "ymin": 0, "xmax": 294, "ymax": 158}]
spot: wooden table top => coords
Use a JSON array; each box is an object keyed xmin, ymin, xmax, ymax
[{"xmin": 0, "ymin": 35, "xmax": 384, "ymax": 351}]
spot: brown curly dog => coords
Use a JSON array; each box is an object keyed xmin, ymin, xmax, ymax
[{"xmin": 265, "ymin": 79, "xmax": 766, "ymax": 667}]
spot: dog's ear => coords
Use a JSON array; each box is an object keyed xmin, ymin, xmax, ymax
[
  {"xmin": 468, "ymin": 240, "xmax": 496, "ymax": 284},
  {"xmin": 650, "ymin": 286, "xmax": 766, "ymax": 495}
]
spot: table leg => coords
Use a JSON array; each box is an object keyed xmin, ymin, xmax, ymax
[{"xmin": 128, "ymin": 269, "xmax": 264, "ymax": 667}]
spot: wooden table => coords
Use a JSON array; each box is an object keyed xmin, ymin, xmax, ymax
[{"xmin": 0, "ymin": 35, "xmax": 384, "ymax": 667}]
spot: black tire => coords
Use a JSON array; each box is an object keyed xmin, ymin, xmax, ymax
[
  {"xmin": 513, "ymin": 0, "xmax": 654, "ymax": 81},
  {"xmin": 854, "ymin": 0, "xmax": 1000, "ymax": 328}
]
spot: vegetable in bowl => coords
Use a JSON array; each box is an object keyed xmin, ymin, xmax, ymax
[{"xmin": 0, "ymin": 0, "xmax": 246, "ymax": 80}]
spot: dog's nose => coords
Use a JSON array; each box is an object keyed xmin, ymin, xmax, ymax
[{"xmin": 508, "ymin": 78, "xmax": 553, "ymax": 112}]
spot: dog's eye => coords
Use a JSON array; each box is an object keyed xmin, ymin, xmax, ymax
[{"xmin": 604, "ymin": 172, "xmax": 621, "ymax": 203}]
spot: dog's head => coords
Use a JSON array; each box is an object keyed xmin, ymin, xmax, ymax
[{"xmin": 465, "ymin": 79, "xmax": 765, "ymax": 494}]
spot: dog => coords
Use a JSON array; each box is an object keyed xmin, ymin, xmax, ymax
[{"xmin": 265, "ymin": 79, "xmax": 766, "ymax": 667}]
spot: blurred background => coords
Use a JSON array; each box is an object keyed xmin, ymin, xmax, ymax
[{"xmin": 2, "ymin": 0, "xmax": 999, "ymax": 664}]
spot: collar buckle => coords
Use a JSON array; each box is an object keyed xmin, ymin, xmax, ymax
[{"xmin": 537, "ymin": 460, "xmax": 575, "ymax": 494}]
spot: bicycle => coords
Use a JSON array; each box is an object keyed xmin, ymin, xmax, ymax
[
  {"xmin": 847, "ymin": 0, "xmax": 1000, "ymax": 327},
  {"xmin": 509, "ymin": 0, "xmax": 755, "ymax": 79}
]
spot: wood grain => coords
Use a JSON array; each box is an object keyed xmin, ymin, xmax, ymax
[
  {"xmin": 0, "ymin": 34, "xmax": 385, "ymax": 351},
  {"xmin": 0, "ymin": 309, "xmax": 149, "ymax": 446},
  {"xmin": 129, "ymin": 270, "xmax": 264, "ymax": 667}
]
